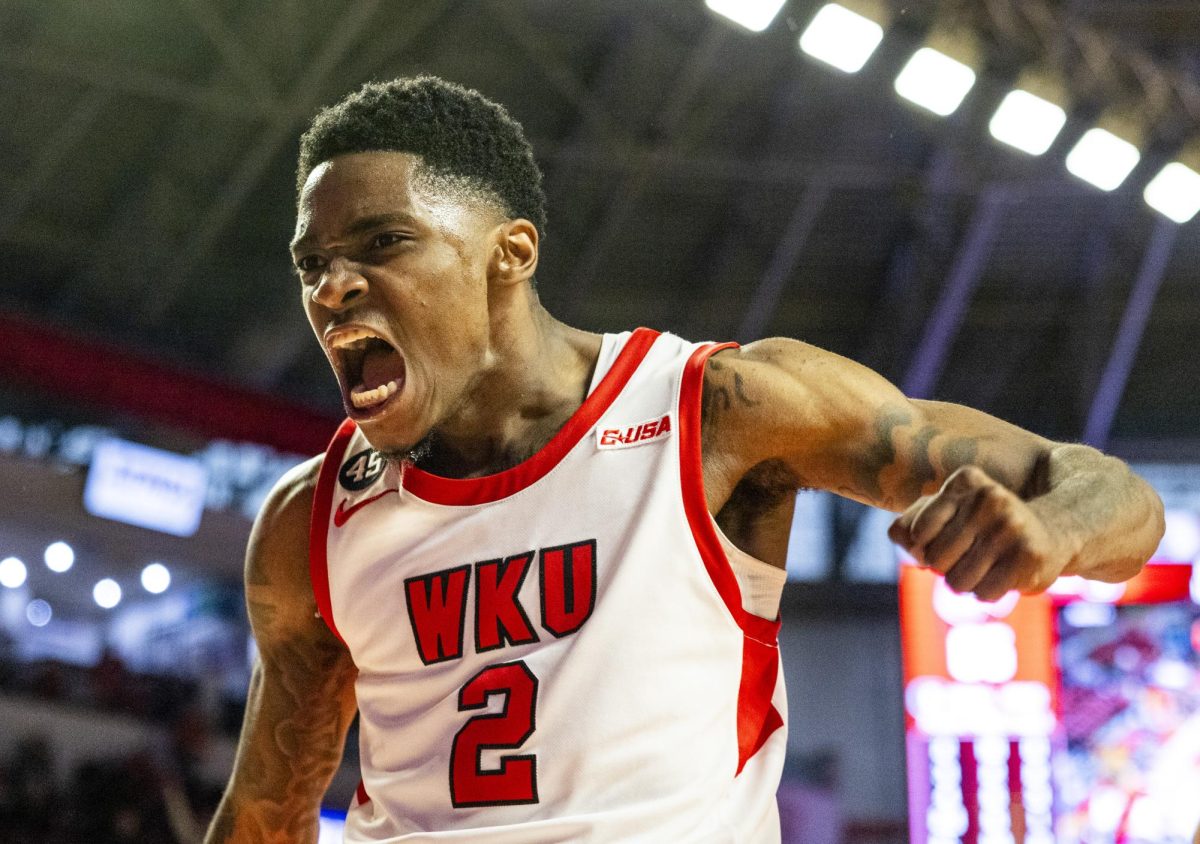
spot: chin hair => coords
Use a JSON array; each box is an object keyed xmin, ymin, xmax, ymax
[{"xmin": 379, "ymin": 436, "xmax": 432, "ymax": 466}]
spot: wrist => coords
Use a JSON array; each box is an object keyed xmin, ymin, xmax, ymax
[{"xmin": 1026, "ymin": 496, "xmax": 1087, "ymax": 577}]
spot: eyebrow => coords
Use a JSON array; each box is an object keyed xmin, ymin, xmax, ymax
[{"xmin": 289, "ymin": 212, "xmax": 421, "ymax": 253}]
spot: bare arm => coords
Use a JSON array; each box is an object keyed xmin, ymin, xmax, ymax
[
  {"xmin": 205, "ymin": 457, "xmax": 358, "ymax": 844},
  {"xmin": 702, "ymin": 338, "xmax": 1164, "ymax": 600}
]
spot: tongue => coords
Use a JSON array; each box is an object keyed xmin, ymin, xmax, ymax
[{"xmin": 360, "ymin": 346, "xmax": 405, "ymax": 391}]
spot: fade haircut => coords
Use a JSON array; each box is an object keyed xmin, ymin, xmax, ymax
[{"xmin": 297, "ymin": 76, "xmax": 547, "ymax": 235}]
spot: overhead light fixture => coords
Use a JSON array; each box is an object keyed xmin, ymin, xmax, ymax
[
  {"xmin": 44, "ymin": 541, "xmax": 75, "ymax": 573},
  {"xmin": 705, "ymin": 0, "xmax": 787, "ymax": 33},
  {"xmin": 798, "ymin": 2, "xmax": 887, "ymax": 74},
  {"xmin": 93, "ymin": 578, "xmax": 122, "ymax": 609},
  {"xmin": 895, "ymin": 47, "xmax": 976, "ymax": 116},
  {"xmin": 1066, "ymin": 111, "xmax": 1143, "ymax": 191},
  {"xmin": 0, "ymin": 557, "xmax": 27, "ymax": 589},
  {"xmin": 894, "ymin": 23, "xmax": 981, "ymax": 117},
  {"xmin": 26, "ymin": 599, "xmax": 52, "ymax": 628},
  {"xmin": 141, "ymin": 562, "xmax": 171, "ymax": 594},
  {"xmin": 989, "ymin": 69, "xmax": 1069, "ymax": 156},
  {"xmin": 1144, "ymin": 141, "xmax": 1200, "ymax": 223}
]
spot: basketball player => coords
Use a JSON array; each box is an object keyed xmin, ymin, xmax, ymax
[{"xmin": 204, "ymin": 77, "xmax": 1164, "ymax": 843}]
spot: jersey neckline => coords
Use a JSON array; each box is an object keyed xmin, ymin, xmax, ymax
[{"xmin": 398, "ymin": 327, "xmax": 661, "ymax": 506}]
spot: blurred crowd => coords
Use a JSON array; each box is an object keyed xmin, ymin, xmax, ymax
[
  {"xmin": 0, "ymin": 647, "xmax": 245, "ymax": 734},
  {"xmin": 0, "ymin": 733, "xmax": 221, "ymax": 843},
  {"xmin": 0, "ymin": 651, "xmax": 232, "ymax": 843}
]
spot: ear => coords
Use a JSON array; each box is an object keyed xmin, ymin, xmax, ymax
[{"xmin": 488, "ymin": 219, "xmax": 539, "ymax": 286}]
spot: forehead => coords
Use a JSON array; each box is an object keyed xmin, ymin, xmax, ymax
[
  {"xmin": 297, "ymin": 151, "xmax": 422, "ymax": 222},
  {"xmin": 293, "ymin": 151, "xmax": 498, "ymax": 248}
]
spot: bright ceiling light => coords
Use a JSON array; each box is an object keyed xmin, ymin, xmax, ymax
[
  {"xmin": 26, "ymin": 599, "xmax": 52, "ymax": 628},
  {"xmin": 1066, "ymin": 128, "xmax": 1141, "ymax": 191},
  {"xmin": 1144, "ymin": 161, "xmax": 1200, "ymax": 224},
  {"xmin": 141, "ymin": 562, "xmax": 171, "ymax": 594},
  {"xmin": 93, "ymin": 578, "xmax": 122, "ymax": 609},
  {"xmin": 894, "ymin": 47, "xmax": 976, "ymax": 116},
  {"xmin": 798, "ymin": 4, "xmax": 885, "ymax": 74},
  {"xmin": 0, "ymin": 557, "xmax": 27, "ymax": 589},
  {"xmin": 44, "ymin": 541, "xmax": 74, "ymax": 573},
  {"xmin": 989, "ymin": 89, "xmax": 1067, "ymax": 156},
  {"xmin": 705, "ymin": 0, "xmax": 786, "ymax": 33}
]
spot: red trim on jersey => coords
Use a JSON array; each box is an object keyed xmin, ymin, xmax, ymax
[
  {"xmin": 739, "ymin": 637, "xmax": 784, "ymax": 773},
  {"xmin": 677, "ymin": 341, "xmax": 784, "ymax": 773},
  {"xmin": 355, "ymin": 778, "xmax": 371, "ymax": 806},
  {"xmin": 310, "ymin": 418, "xmax": 357, "ymax": 645},
  {"xmin": 401, "ymin": 328, "xmax": 661, "ymax": 506},
  {"xmin": 677, "ymin": 342, "xmax": 781, "ymax": 643}
]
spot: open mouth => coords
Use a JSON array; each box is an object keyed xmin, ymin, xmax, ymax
[{"xmin": 326, "ymin": 327, "xmax": 407, "ymax": 414}]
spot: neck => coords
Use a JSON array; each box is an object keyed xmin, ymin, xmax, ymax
[{"xmin": 413, "ymin": 303, "xmax": 602, "ymax": 479}]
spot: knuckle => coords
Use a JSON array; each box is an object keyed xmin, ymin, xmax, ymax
[
  {"xmin": 957, "ymin": 465, "xmax": 988, "ymax": 487},
  {"xmin": 947, "ymin": 468, "xmax": 976, "ymax": 493},
  {"xmin": 909, "ymin": 503, "xmax": 938, "ymax": 538},
  {"xmin": 975, "ymin": 574, "xmax": 1010, "ymax": 601},
  {"xmin": 944, "ymin": 571, "xmax": 968, "ymax": 593},
  {"xmin": 924, "ymin": 539, "xmax": 953, "ymax": 570},
  {"xmin": 976, "ymin": 484, "xmax": 1010, "ymax": 516}
]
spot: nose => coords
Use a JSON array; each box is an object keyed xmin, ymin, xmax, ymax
[{"xmin": 310, "ymin": 257, "xmax": 368, "ymax": 311}]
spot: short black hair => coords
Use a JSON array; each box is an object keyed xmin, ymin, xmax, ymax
[{"xmin": 297, "ymin": 76, "xmax": 547, "ymax": 235}]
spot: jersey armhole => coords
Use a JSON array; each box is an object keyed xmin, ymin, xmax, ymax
[
  {"xmin": 679, "ymin": 342, "xmax": 786, "ymax": 774},
  {"xmin": 676, "ymin": 343, "xmax": 782, "ymax": 645},
  {"xmin": 309, "ymin": 418, "xmax": 357, "ymax": 645}
]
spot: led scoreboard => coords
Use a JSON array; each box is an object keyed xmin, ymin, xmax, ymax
[{"xmin": 900, "ymin": 561, "xmax": 1200, "ymax": 844}]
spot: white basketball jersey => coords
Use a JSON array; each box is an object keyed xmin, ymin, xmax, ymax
[{"xmin": 310, "ymin": 329, "xmax": 788, "ymax": 843}]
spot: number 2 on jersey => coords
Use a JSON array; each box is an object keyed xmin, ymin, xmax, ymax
[{"xmin": 450, "ymin": 660, "xmax": 539, "ymax": 807}]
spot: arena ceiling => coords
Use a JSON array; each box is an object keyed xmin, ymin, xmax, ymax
[{"xmin": 2, "ymin": 0, "xmax": 1199, "ymax": 455}]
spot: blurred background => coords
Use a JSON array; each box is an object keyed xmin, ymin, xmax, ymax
[{"xmin": 1, "ymin": 0, "xmax": 1199, "ymax": 842}]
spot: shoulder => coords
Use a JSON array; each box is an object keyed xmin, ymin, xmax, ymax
[
  {"xmin": 250, "ymin": 454, "xmax": 322, "ymax": 559},
  {"xmin": 700, "ymin": 337, "xmax": 840, "ymax": 441},
  {"xmin": 705, "ymin": 336, "xmax": 859, "ymax": 386},
  {"xmin": 244, "ymin": 454, "xmax": 327, "ymax": 644},
  {"xmin": 700, "ymin": 337, "xmax": 920, "ymax": 477}
]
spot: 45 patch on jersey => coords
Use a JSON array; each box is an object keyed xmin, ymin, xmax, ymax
[{"xmin": 339, "ymin": 448, "xmax": 385, "ymax": 491}]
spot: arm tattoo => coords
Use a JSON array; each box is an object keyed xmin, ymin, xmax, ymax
[
  {"xmin": 852, "ymin": 407, "xmax": 912, "ymax": 504},
  {"xmin": 852, "ymin": 404, "xmax": 1025, "ymax": 508},
  {"xmin": 902, "ymin": 425, "xmax": 940, "ymax": 502},
  {"xmin": 733, "ymin": 372, "xmax": 759, "ymax": 407},
  {"xmin": 943, "ymin": 437, "xmax": 978, "ymax": 471},
  {"xmin": 206, "ymin": 586, "xmax": 355, "ymax": 844},
  {"xmin": 701, "ymin": 359, "xmax": 761, "ymax": 432}
]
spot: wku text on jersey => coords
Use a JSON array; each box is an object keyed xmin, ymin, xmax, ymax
[{"xmin": 404, "ymin": 539, "xmax": 598, "ymax": 665}]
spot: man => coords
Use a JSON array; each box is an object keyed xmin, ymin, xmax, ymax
[{"xmin": 205, "ymin": 77, "xmax": 1164, "ymax": 843}]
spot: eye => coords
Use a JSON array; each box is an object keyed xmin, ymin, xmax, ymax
[
  {"xmin": 295, "ymin": 254, "xmax": 325, "ymax": 273},
  {"xmin": 371, "ymin": 232, "xmax": 407, "ymax": 249}
]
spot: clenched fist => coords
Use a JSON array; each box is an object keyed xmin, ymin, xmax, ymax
[{"xmin": 887, "ymin": 465, "xmax": 1081, "ymax": 602}]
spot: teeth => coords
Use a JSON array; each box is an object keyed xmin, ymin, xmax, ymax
[
  {"xmin": 350, "ymin": 378, "xmax": 401, "ymax": 409},
  {"xmin": 328, "ymin": 327, "xmax": 383, "ymax": 350}
]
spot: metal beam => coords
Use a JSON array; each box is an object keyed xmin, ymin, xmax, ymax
[
  {"xmin": 561, "ymin": 23, "xmax": 730, "ymax": 323},
  {"xmin": 176, "ymin": 0, "xmax": 279, "ymax": 103},
  {"xmin": 1083, "ymin": 217, "xmax": 1178, "ymax": 449},
  {"xmin": 672, "ymin": 62, "xmax": 827, "ymax": 343},
  {"xmin": 482, "ymin": 0, "xmax": 626, "ymax": 148},
  {"xmin": 735, "ymin": 178, "xmax": 831, "ymax": 343},
  {"xmin": 901, "ymin": 186, "xmax": 1010, "ymax": 399},
  {"xmin": 1071, "ymin": 208, "xmax": 1119, "ymax": 430},
  {"xmin": 0, "ymin": 47, "xmax": 267, "ymax": 121},
  {"xmin": 533, "ymin": 18, "xmax": 642, "ymax": 228},
  {"xmin": 0, "ymin": 89, "xmax": 109, "ymax": 244},
  {"xmin": 858, "ymin": 234, "xmax": 917, "ymax": 365}
]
